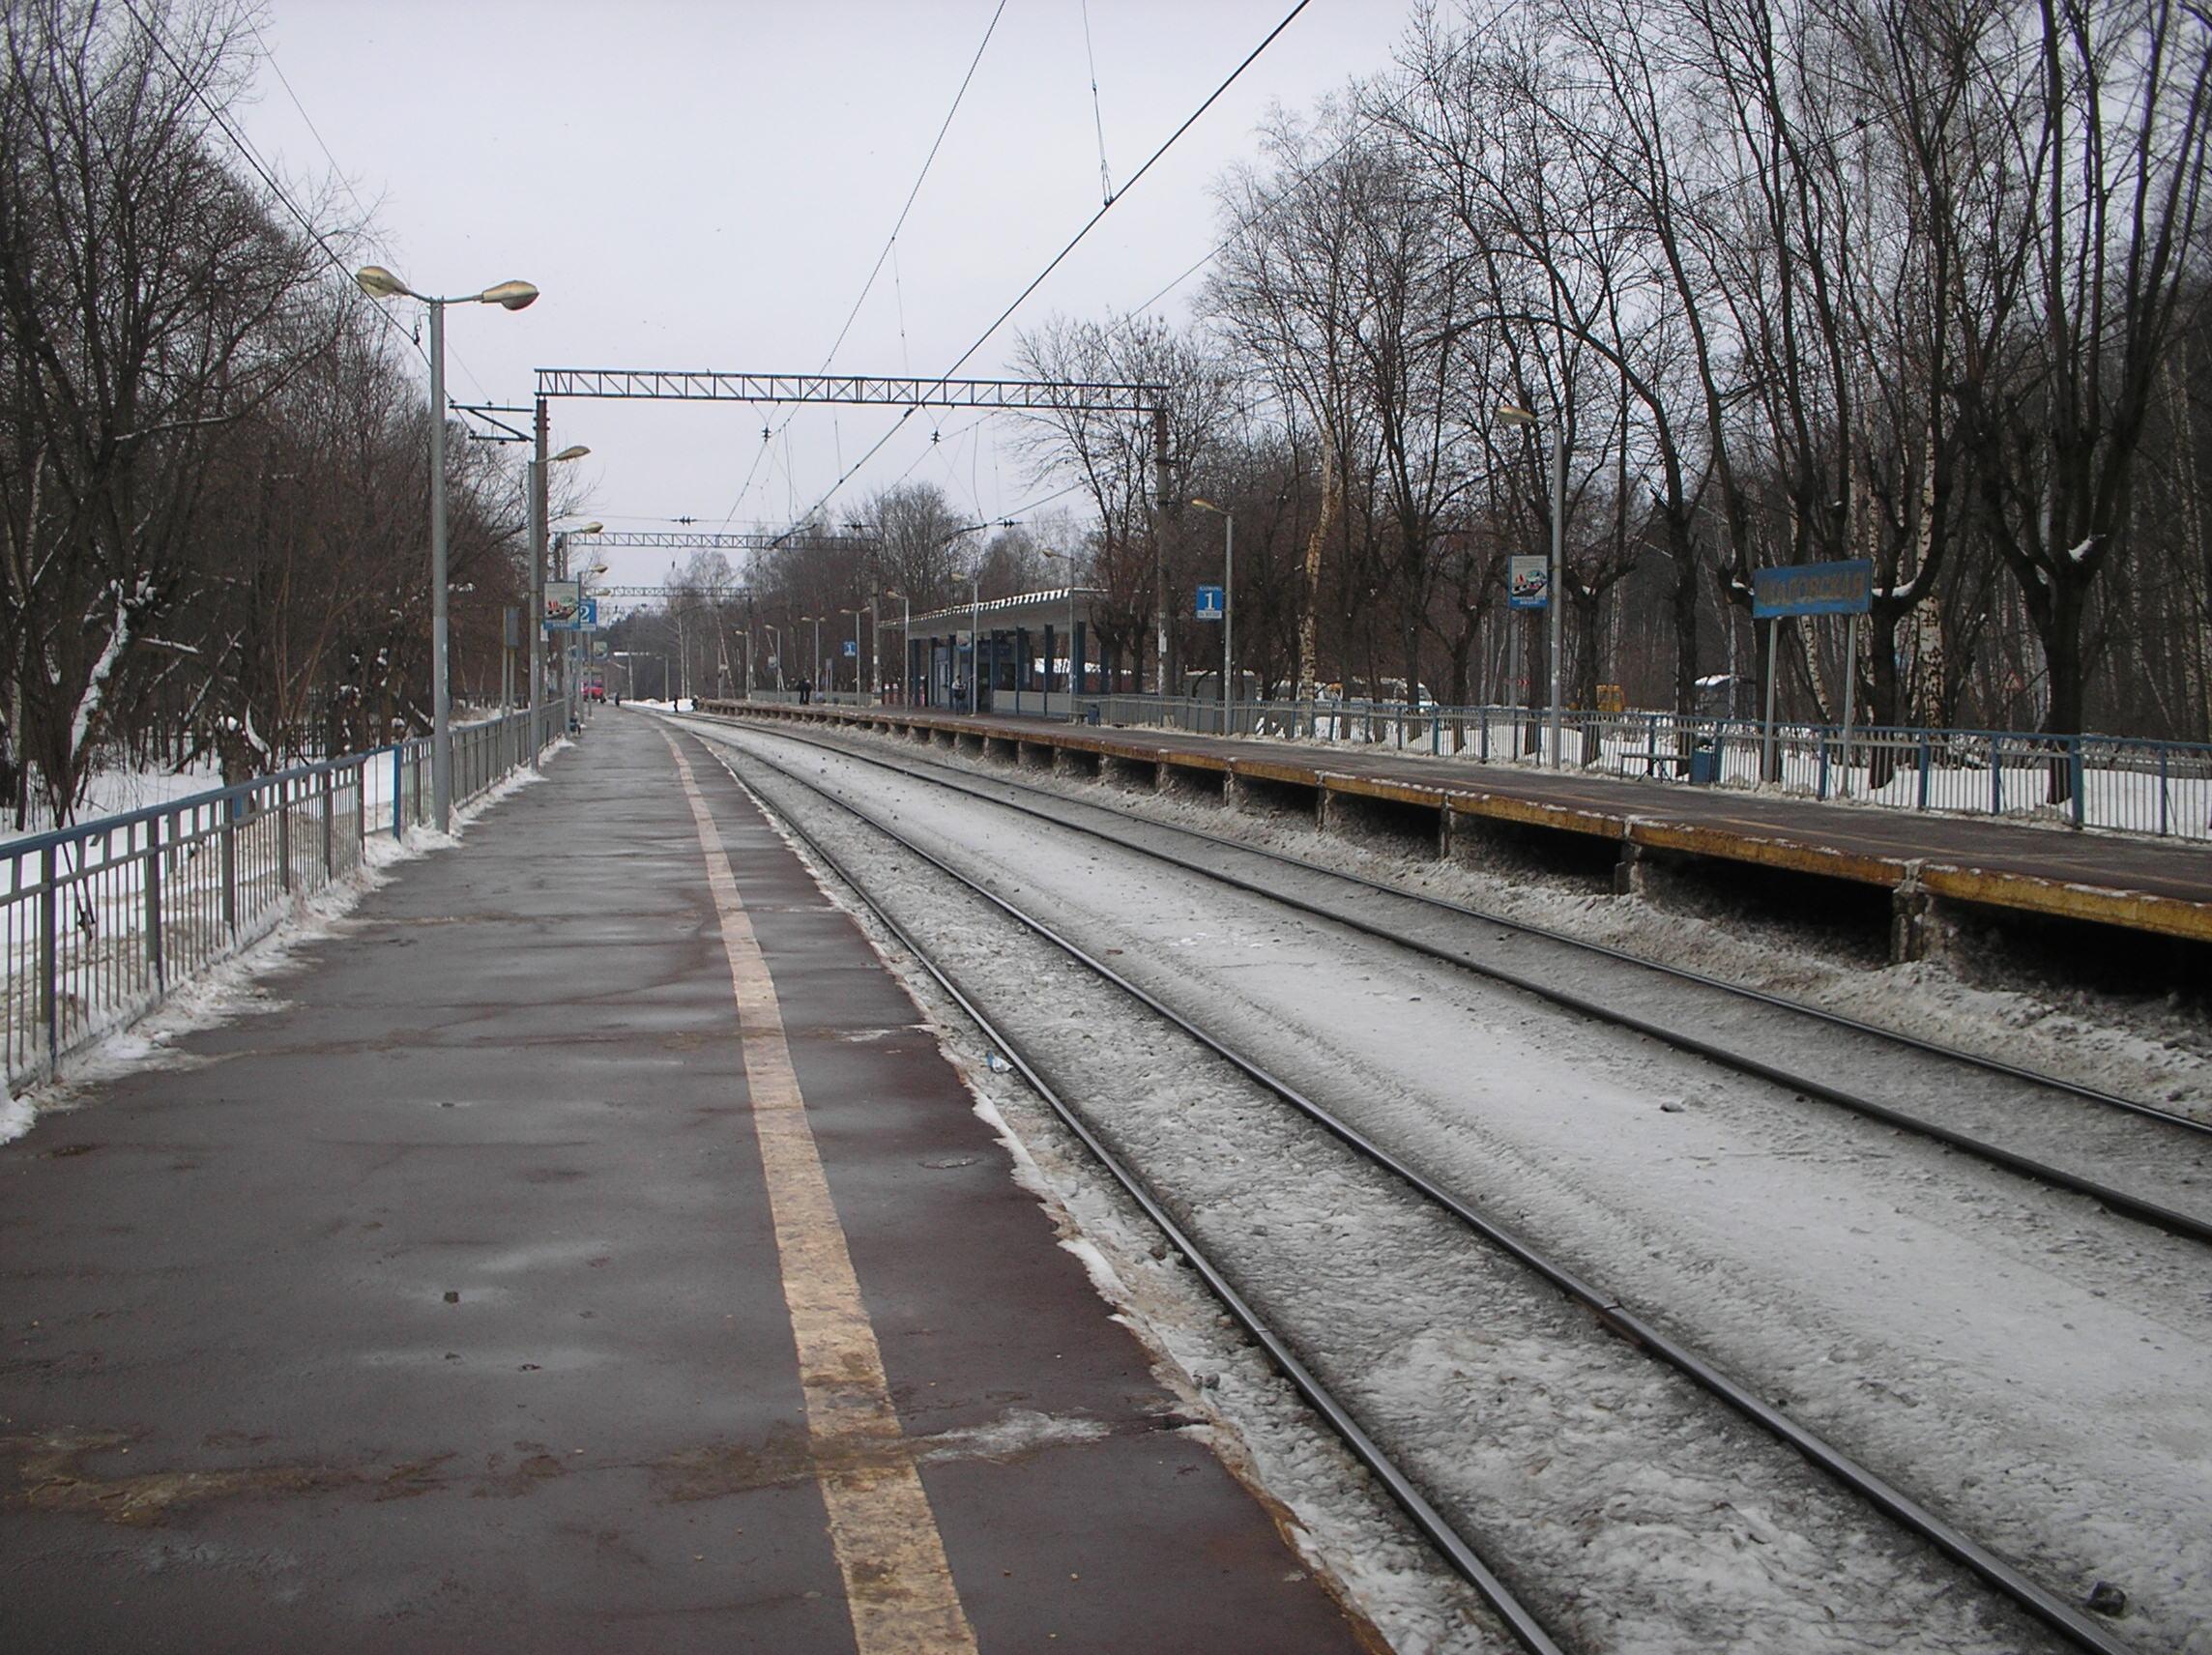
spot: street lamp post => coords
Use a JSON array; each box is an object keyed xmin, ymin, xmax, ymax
[
  {"xmin": 884, "ymin": 591, "xmax": 910, "ymax": 704},
  {"xmin": 968, "ymin": 576, "xmax": 982, "ymax": 712},
  {"xmin": 934, "ymin": 520, "xmax": 1008, "ymax": 711},
  {"xmin": 527, "ymin": 440, "xmax": 590, "ymax": 755},
  {"xmin": 550, "ymin": 521, "xmax": 602, "ymax": 716},
  {"xmin": 801, "ymin": 615, "xmax": 825, "ymax": 698},
  {"xmin": 1190, "ymin": 500, "xmax": 1236, "ymax": 733},
  {"xmin": 356, "ymin": 265, "xmax": 538, "ymax": 832},
  {"xmin": 1033, "ymin": 551, "xmax": 1083, "ymax": 719},
  {"xmin": 1498, "ymin": 405, "xmax": 1565, "ymax": 768}
]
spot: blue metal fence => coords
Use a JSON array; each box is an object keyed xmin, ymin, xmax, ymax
[{"xmin": 0, "ymin": 706, "xmax": 566, "ymax": 1093}]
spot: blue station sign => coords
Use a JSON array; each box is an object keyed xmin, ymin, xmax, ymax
[
  {"xmin": 1753, "ymin": 559, "xmax": 1874, "ymax": 619},
  {"xmin": 1194, "ymin": 585, "xmax": 1225, "ymax": 620}
]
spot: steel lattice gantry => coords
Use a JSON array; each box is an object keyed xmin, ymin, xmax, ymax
[
  {"xmin": 534, "ymin": 368, "xmax": 1161, "ymax": 415},
  {"xmin": 531, "ymin": 367, "xmax": 1174, "ymax": 504},
  {"xmin": 571, "ymin": 531, "xmax": 876, "ymax": 553}
]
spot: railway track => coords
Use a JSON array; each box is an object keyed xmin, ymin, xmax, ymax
[
  {"xmin": 688, "ymin": 721, "xmax": 2151, "ymax": 1655},
  {"xmin": 681, "ymin": 711, "xmax": 2212, "ymax": 1247}
]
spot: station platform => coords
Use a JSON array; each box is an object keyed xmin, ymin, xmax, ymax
[
  {"xmin": 0, "ymin": 713, "xmax": 1373, "ymax": 1653},
  {"xmin": 715, "ymin": 702, "xmax": 2212, "ymax": 954}
]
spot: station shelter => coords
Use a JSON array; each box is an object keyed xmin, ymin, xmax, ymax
[{"xmin": 904, "ymin": 587, "xmax": 1119, "ymax": 714}]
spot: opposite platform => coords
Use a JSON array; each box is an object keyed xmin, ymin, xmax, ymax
[
  {"xmin": 716, "ymin": 702, "xmax": 2212, "ymax": 951},
  {"xmin": 0, "ymin": 712, "xmax": 1371, "ymax": 1654}
]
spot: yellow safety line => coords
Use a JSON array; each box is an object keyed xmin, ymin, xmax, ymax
[{"xmin": 664, "ymin": 731, "xmax": 977, "ymax": 1655}]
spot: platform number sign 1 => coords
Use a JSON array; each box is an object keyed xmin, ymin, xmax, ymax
[{"xmin": 1195, "ymin": 585, "xmax": 1225, "ymax": 621}]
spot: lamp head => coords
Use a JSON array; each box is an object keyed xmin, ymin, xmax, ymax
[
  {"xmin": 354, "ymin": 264, "xmax": 411, "ymax": 301},
  {"xmin": 1189, "ymin": 497, "xmax": 1223, "ymax": 514},
  {"xmin": 1496, "ymin": 405, "xmax": 1538, "ymax": 427},
  {"xmin": 480, "ymin": 279, "xmax": 539, "ymax": 311},
  {"xmin": 550, "ymin": 445, "xmax": 590, "ymax": 463}
]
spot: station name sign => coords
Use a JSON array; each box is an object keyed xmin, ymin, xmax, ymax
[{"xmin": 1752, "ymin": 559, "xmax": 1874, "ymax": 619}]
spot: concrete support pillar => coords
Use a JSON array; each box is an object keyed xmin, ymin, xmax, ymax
[
  {"xmin": 1890, "ymin": 872, "xmax": 1933, "ymax": 963},
  {"xmin": 1614, "ymin": 839, "xmax": 1647, "ymax": 897},
  {"xmin": 1315, "ymin": 786, "xmax": 1335, "ymax": 833},
  {"xmin": 1436, "ymin": 805, "xmax": 1455, "ymax": 861}
]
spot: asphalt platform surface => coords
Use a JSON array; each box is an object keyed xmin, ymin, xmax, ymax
[{"xmin": 0, "ymin": 711, "xmax": 1373, "ymax": 1654}]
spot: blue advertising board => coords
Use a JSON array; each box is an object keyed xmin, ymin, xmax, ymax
[
  {"xmin": 1195, "ymin": 584, "xmax": 1224, "ymax": 620},
  {"xmin": 544, "ymin": 595, "xmax": 598, "ymax": 630},
  {"xmin": 1753, "ymin": 559, "xmax": 1874, "ymax": 619},
  {"xmin": 1508, "ymin": 555, "xmax": 1549, "ymax": 610}
]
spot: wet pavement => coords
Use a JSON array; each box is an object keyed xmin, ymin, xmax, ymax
[{"xmin": 0, "ymin": 711, "xmax": 1372, "ymax": 1654}]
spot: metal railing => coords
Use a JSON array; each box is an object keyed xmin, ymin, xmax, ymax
[
  {"xmin": 711, "ymin": 687, "xmax": 2212, "ymax": 841},
  {"xmin": 1, "ymin": 705, "xmax": 565, "ymax": 1092},
  {"xmin": 1061, "ymin": 694, "xmax": 2212, "ymax": 842}
]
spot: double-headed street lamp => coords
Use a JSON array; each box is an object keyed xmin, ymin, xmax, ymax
[
  {"xmin": 842, "ymin": 608, "xmax": 868, "ymax": 697},
  {"xmin": 800, "ymin": 615, "xmax": 827, "ymax": 695},
  {"xmin": 528, "ymin": 446, "xmax": 590, "ymax": 746},
  {"xmin": 356, "ymin": 265, "xmax": 538, "ymax": 832},
  {"xmin": 763, "ymin": 624, "xmax": 784, "ymax": 691},
  {"xmin": 1033, "ymin": 548, "xmax": 1084, "ymax": 719},
  {"xmin": 1189, "ymin": 499, "xmax": 1236, "ymax": 733},
  {"xmin": 551, "ymin": 520, "xmax": 602, "ymax": 711},
  {"xmin": 1498, "ymin": 404, "xmax": 1565, "ymax": 768},
  {"xmin": 883, "ymin": 590, "xmax": 910, "ymax": 703}
]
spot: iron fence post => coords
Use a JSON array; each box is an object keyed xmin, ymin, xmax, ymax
[
  {"xmin": 276, "ymin": 777, "xmax": 292, "ymax": 893},
  {"xmin": 39, "ymin": 844, "xmax": 57, "ymax": 1064},
  {"xmin": 220, "ymin": 795, "xmax": 238, "ymax": 934},
  {"xmin": 322, "ymin": 769, "xmax": 335, "ymax": 880},
  {"xmin": 1918, "ymin": 740, "xmax": 1933, "ymax": 811},
  {"xmin": 145, "ymin": 818, "xmax": 164, "ymax": 990}
]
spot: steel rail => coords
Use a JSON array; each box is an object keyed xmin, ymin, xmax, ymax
[
  {"xmin": 704, "ymin": 728, "xmax": 2136, "ymax": 1655},
  {"xmin": 686, "ymin": 713, "xmax": 2212, "ymax": 1245},
  {"xmin": 713, "ymin": 712, "xmax": 2205, "ymax": 1135},
  {"xmin": 687, "ymin": 738, "xmax": 1568, "ymax": 1655}
]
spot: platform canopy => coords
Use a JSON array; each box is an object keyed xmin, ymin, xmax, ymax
[{"xmin": 907, "ymin": 587, "xmax": 1108, "ymax": 633}]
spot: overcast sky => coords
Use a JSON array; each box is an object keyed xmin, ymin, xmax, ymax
[{"xmin": 233, "ymin": 0, "xmax": 1421, "ymax": 593}]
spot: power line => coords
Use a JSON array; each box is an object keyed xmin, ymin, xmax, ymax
[
  {"xmin": 936, "ymin": 0, "xmax": 1312, "ymax": 386},
  {"xmin": 724, "ymin": 0, "xmax": 1009, "ymax": 528},
  {"xmin": 778, "ymin": 0, "xmax": 1315, "ymax": 533},
  {"xmin": 819, "ymin": 0, "xmax": 1008, "ymax": 373},
  {"xmin": 120, "ymin": 0, "xmax": 423, "ymax": 368}
]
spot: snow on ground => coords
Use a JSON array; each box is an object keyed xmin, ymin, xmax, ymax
[
  {"xmin": 1034, "ymin": 734, "xmax": 2212, "ymax": 1112},
  {"xmin": 0, "ymin": 760, "xmax": 226, "ymax": 848},
  {"xmin": 692, "ymin": 717, "xmax": 2210, "ymax": 1655},
  {"xmin": 0, "ymin": 746, "xmax": 566, "ymax": 1146}
]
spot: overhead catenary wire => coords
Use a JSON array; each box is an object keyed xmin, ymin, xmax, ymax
[
  {"xmin": 1080, "ymin": 0, "xmax": 1115, "ymax": 204},
  {"xmin": 724, "ymin": 0, "xmax": 1010, "ymax": 528},
  {"xmin": 122, "ymin": 0, "xmax": 497, "ymax": 401},
  {"xmin": 774, "ymin": 0, "xmax": 1315, "ymax": 537}
]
